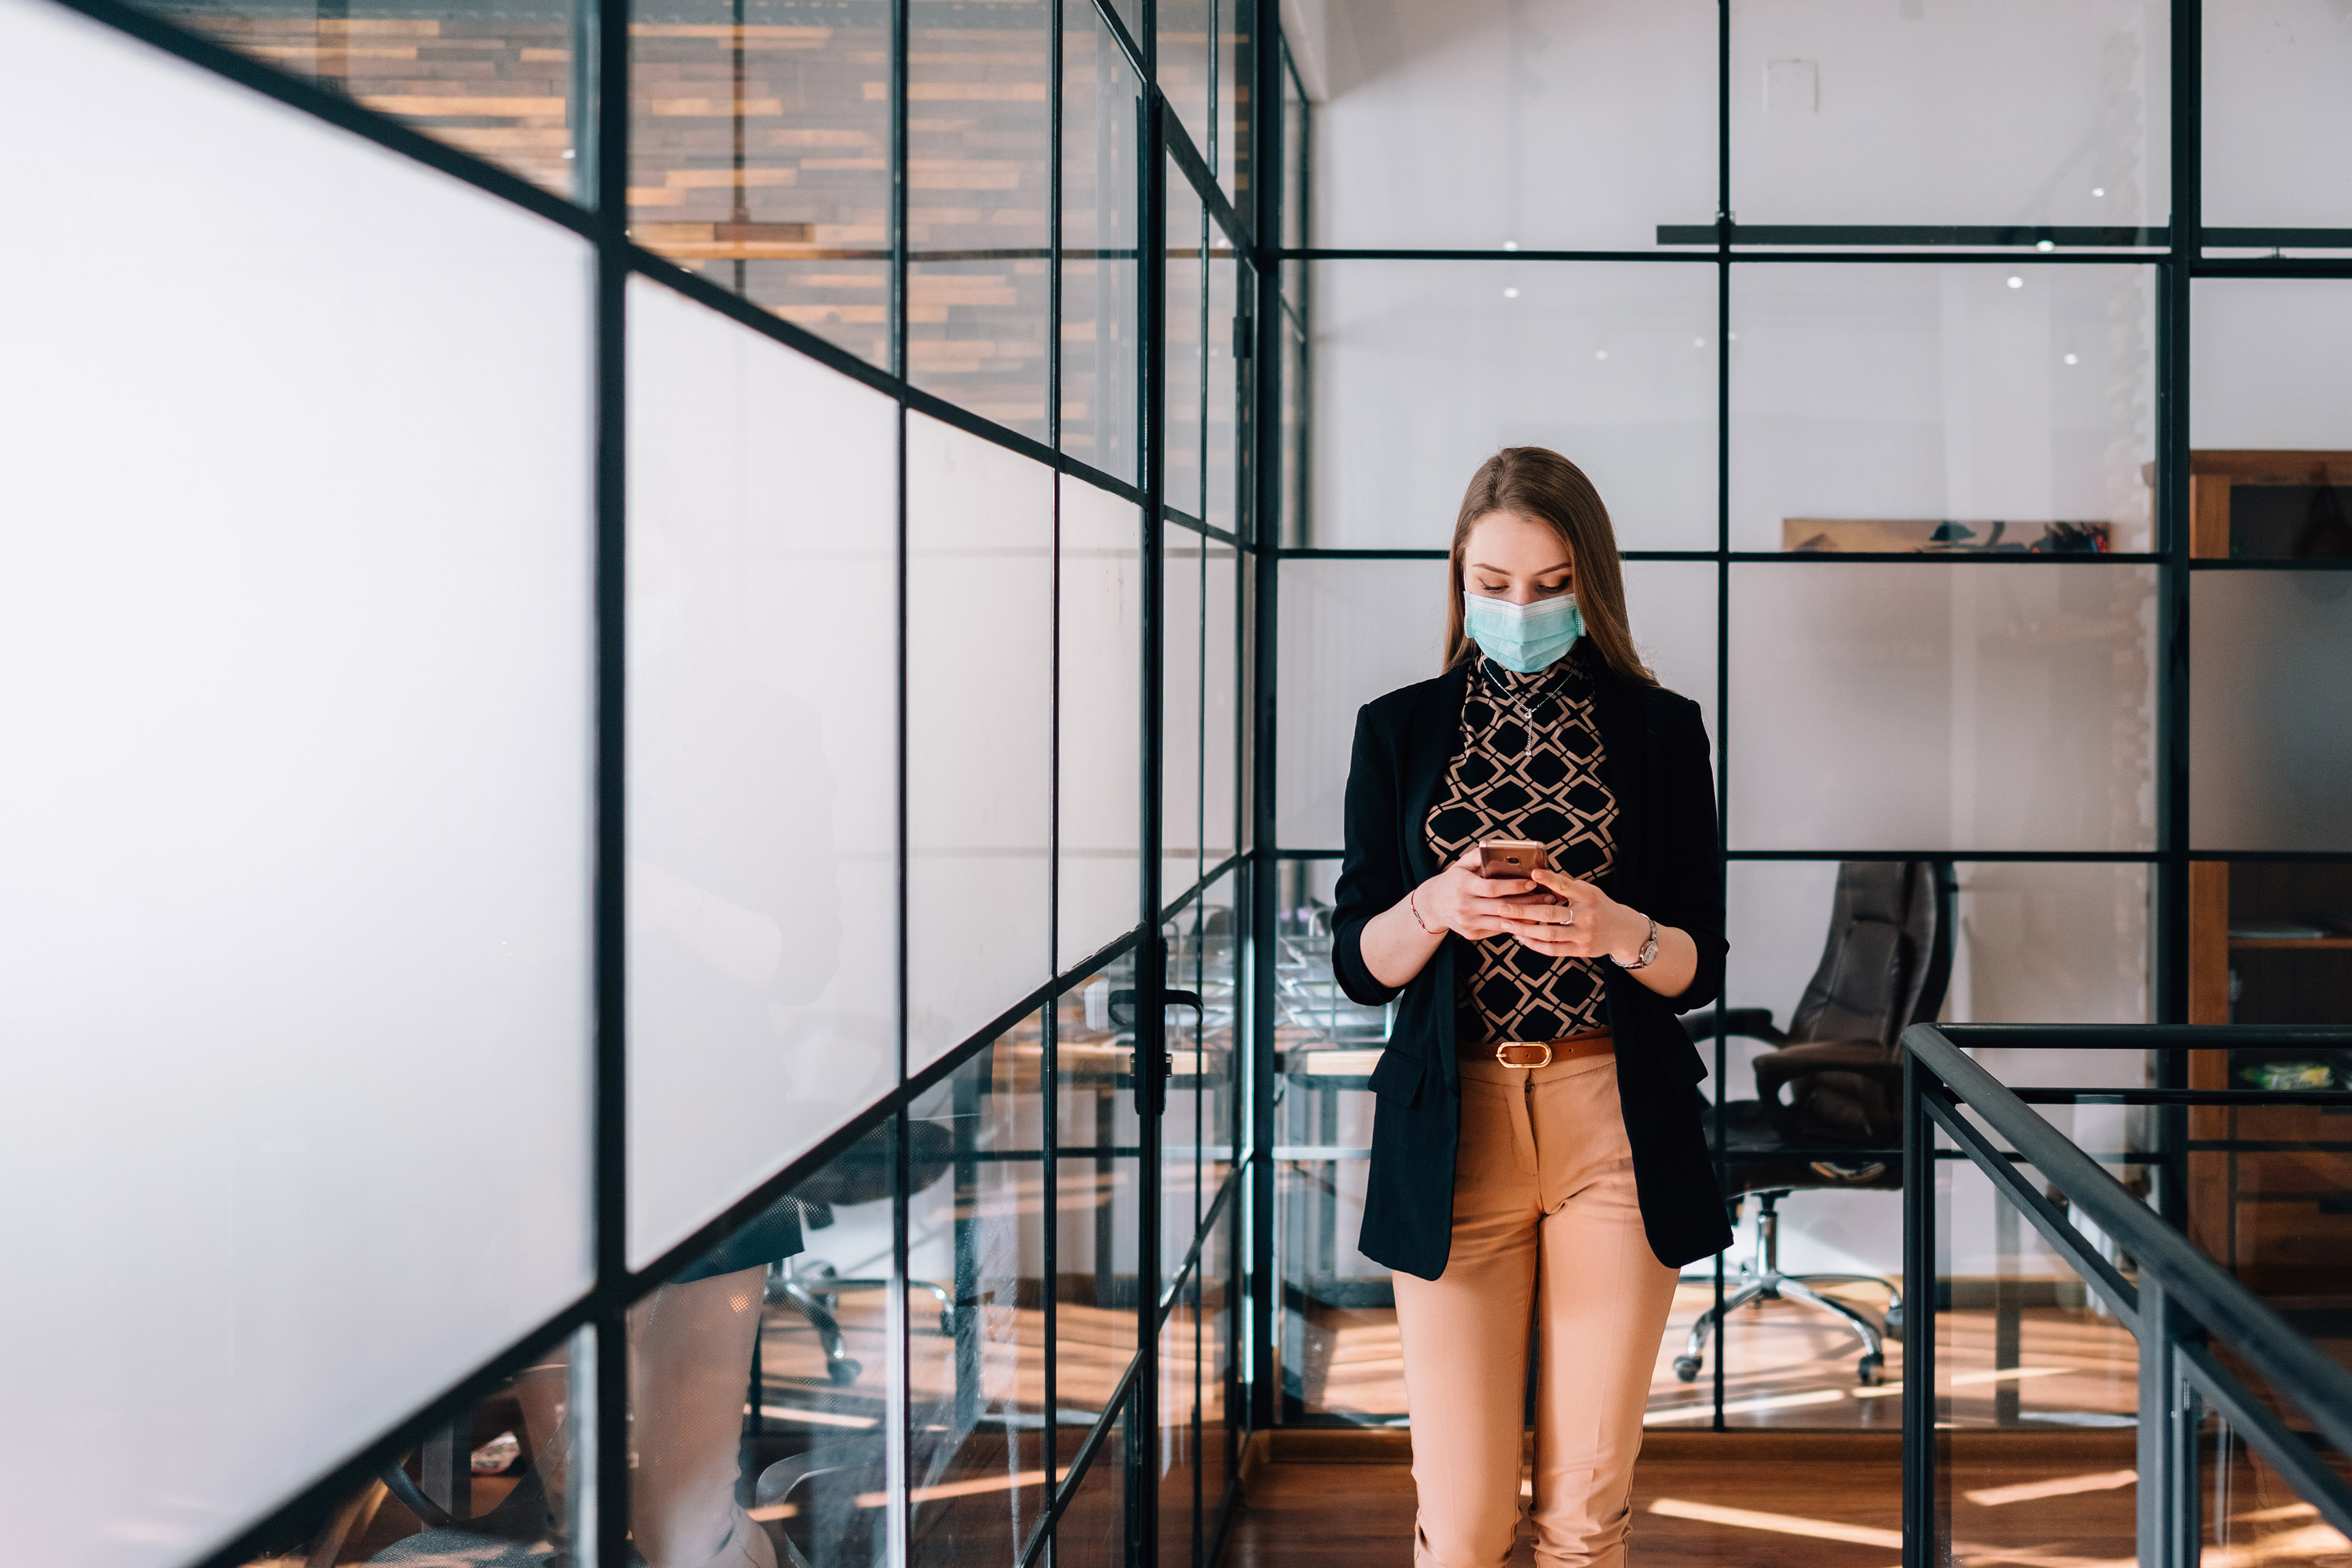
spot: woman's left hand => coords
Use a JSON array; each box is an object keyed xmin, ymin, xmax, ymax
[{"xmin": 1496, "ymin": 869, "xmax": 1651, "ymax": 965}]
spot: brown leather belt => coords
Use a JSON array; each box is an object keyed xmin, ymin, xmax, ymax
[{"xmin": 1488, "ymin": 1030, "xmax": 1614, "ymax": 1069}]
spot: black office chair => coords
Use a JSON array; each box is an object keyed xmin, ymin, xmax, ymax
[{"xmin": 1679, "ymin": 859, "xmax": 1954, "ymax": 1387}]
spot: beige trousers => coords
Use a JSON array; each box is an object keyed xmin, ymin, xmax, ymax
[{"xmin": 1392, "ymin": 1052, "xmax": 1681, "ymax": 1568}]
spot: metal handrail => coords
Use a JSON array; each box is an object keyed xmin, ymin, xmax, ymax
[{"xmin": 1901, "ymin": 1022, "xmax": 2352, "ymax": 1568}]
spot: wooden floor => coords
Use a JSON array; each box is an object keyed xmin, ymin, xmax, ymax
[{"xmin": 1219, "ymin": 1430, "xmax": 2351, "ymax": 1567}]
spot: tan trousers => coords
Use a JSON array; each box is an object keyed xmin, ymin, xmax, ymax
[{"xmin": 1392, "ymin": 1052, "xmax": 1681, "ymax": 1568}]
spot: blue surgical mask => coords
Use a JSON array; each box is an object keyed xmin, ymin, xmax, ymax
[{"xmin": 1463, "ymin": 590, "xmax": 1583, "ymax": 674}]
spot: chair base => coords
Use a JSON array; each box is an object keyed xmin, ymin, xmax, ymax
[{"xmin": 1676, "ymin": 1191, "xmax": 1900, "ymax": 1388}]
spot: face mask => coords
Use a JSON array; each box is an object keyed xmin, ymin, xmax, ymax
[{"xmin": 1463, "ymin": 590, "xmax": 1583, "ymax": 674}]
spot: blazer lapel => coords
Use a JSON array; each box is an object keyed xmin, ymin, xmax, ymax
[
  {"xmin": 1589, "ymin": 666, "xmax": 1649, "ymax": 902},
  {"xmin": 1398, "ymin": 664, "xmax": 1469, "ymax": 886}
]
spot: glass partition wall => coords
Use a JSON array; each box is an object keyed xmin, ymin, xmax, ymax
[
  {"xmin": 1267, "ymin": 0, "xmax": 2352, "ymax": 1455},
  {"xmin": 14, "ymin": 0, "xmax": 2352, "ymax": 1564},
  {"xmin": 4, "ymin": 0, "xmax": 1259, "ymax": 1563}
]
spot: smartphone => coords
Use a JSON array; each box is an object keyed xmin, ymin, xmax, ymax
[{"xmin": 1477, "ymin": 839, "xmax": 1551, "ymax": 879}]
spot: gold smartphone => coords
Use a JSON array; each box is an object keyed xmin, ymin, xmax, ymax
[{"xmin": 1477, "ymin": 839, "xmax": 1551, "ymax": 879}]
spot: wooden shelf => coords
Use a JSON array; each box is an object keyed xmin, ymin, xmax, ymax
[{"xmin": 2229, "ymin": 937, "xmax": 2352, "ymax": 949}]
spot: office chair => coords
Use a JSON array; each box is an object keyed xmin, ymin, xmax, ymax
[
  {"xmin": 771, "ymin": 1118, "xmax": 957, "ymax": 1384},
  {"xmin": 1678, "ymin": 859, "xmax": 1954, "ymax": 1387}
]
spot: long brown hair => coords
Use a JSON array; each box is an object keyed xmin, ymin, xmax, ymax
[{"xmin": 1442, "ymin": 447, "xmax": 1655, "ymax": 685}]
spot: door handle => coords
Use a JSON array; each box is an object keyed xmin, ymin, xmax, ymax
[{"xmin": 1109, "ymin": 989, "xmax": 1202, "ymax": 1115}]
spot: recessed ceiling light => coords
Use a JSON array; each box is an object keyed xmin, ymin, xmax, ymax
[
  {"xmin": 1694, "ymin": 337, "xmax": 1706, "ymax": 348},
  {"xmin": 1504, "ymin": 287, "xmax": 1520, "ymax": 298},
  {"xmin": 1595, "ymin": 349, "xmax": 1608, "ymax": 361},
  {"xmin": 2064, "ymin": 353, "xmax": 2079, "ymax": 364},
  {"xmin": 2007, "ymin": 276, "xmax": 2024, "ymax": 288},
  {"xmin": 2035, "ymin": 239, "xmax": 2054, "ymax": 252},
  {"xmin": 2092, "ymin": 186, "xmax": 2106, "ymax": 197},
  {"xmin": 1503, "ymin": 240, "xmax": 1519, "ymax": 252}
]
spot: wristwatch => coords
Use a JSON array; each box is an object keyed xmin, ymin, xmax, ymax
[{"xmin": 1611, "ymin": 914, "xmax": 1660, "ymax": 971}]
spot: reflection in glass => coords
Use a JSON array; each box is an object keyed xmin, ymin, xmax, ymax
[
  {"xmin": 1308, "ymin": 0, "xmax": 1714, "ymax": 251},
  {"xmin": 1158, "ymin": 0, "xmax": 1210, "ymax": 164},
  {"xmin": 627, "ymin": 277, "xmax": 900, "ymax": 1267},
  {"xmin": 908, "ymin": 1019, "xmax": 1052, "ymax": 1563},
  {"xmin": 1199, "ymin": 1202, "xmax": 1236, "ymax": 1521},
  {"xmin": 1727, "ymin": 564, "xmax": 2156, "ymax": 853},
  {"xmin": 630, "ymin": 0, "xmax": 893, "ymax": 367},
  {"xmin": 907, "ymin": 414, "xmax": 1055, "ymax": 1068},
  {"xmin": 1310, "ymin": 261, "xmax": 1718, "ymax": 551},
  {"xmin": 1060, "ymin": 477, "xmax": 1145, "ymax": 970},
  {"xmin": 1164, "ymin": 521, "xmax": 1207, "ymax": 903},
  {"xmin": 906, "ymin": 0, "xmax": 1052, "ymax": 441},
  {"xmin": 739, "ymin": 1123, "xmax": 902, "ymax": 1568},
  {"xmin": 1216, "ymin": 0, "xmax": 1251, "ymax": 203},
  {"xmin": 1729, "ymin": 0, "xmax": 2169, "ymax": 231},
  {"xmin": 1732, "ymin": 264, "xmax": 2156, "ymax": 554},
  {"xmin": 1204, "ymin": 542, "xmax": 1242, "ymax": 866},
  {"xmin": 2190, "ymin": 572, "xmax": 2352, "ymax": 852},
  {"xmin": 1157, "ymin": 1289, "xmax": 1199, "ymax": 1568},
  {"xmin": 151, "ymin": 0, "xmax": 584, "ymax": 197},
  {"xmin": 1166, "ymin": 161, "xmax": 1207, "ymax": 522},
  {"xmin": 1054, "ymin": 1398, "xmax": 1129, "ymax": 1566},
  {"xmin": 1195, "ymin": 872, "xmax": 1243, "ymax": 1204},
  {"xmin": 1206, "ymin": 245, "xmax": 1243, "ymax": 541},
  {"xmin": 232, "ymin": 1328, "xmax": 592, "ymax": 1567},
  {"xmin": 1062, "ymin": 4, "xmax": 1142, "ymax": 481},
  {"xmin": 1057, "ymin": 959, "xmax": 1143, "ymax": 1415},
  {"xmin": 1935, "ymin": 1166, "xmax": 2139, "ymax": 1562}
]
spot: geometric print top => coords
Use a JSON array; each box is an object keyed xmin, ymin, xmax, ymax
[{"xmin": 1424, "ymin": 646, "xmax": 1619, "ymax": 1047}]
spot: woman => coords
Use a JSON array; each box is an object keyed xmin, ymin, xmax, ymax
[{"xmin": 1332, "ymin": 447, "xmax": 1732, "ymax": 1568}]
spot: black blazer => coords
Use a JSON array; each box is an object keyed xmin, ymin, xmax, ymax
[{"xmin": 1331, "ymin": 660, "xmax": 1735, "ymax": 1279}]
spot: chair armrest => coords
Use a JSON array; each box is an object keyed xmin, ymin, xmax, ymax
[
  {"xmin": 1681, "ymin": 1007, "xmax": 1785, "ymax": 1046},
  {"xmin": 1753, "ymin": 1040, "xmax": 1904, "ymax": 1103}
]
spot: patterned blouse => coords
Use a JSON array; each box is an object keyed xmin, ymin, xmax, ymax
[{"xmin": 1424, "ymin": 647, "xmax": 1619, "ymax": 1047}]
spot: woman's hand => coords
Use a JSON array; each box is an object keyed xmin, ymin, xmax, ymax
[
  {"xmin": 1412, "ymin": 848, "xmax": 1550, "ymax": 941},
  {"xmin": 1494, "ymin": 868, "xmax": 1651, "ymax": 963}
]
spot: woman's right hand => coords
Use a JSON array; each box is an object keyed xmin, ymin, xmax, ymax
[{"xmin": 1412, "ymin": 848, "xmax": 1545, "ymax": 941}]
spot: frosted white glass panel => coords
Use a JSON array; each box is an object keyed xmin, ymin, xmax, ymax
[
  {"xmin": 2191, "ymin": 279, "xmax": 2352, "ymax": 450},
  {"xmin": 2204, "ymin": 1, "xmax": 2352, "ymax": 232},
  {"xmin": 1311, "ymin": 262, "xmax": 1717, "ymax": 550},
  {"xmin": 1276, "ymin": 557, "xmax": 1714, "ymax": 850},
  {"xmin": 908, "ymin": 414, "xmax": 1054, "ymax": 1066},
  {"xmin": 2190, "ymin": 571, "xmax": 2352, "ymax": 851},
  {"xmin": 1162, "ymin": 523, "xmax": 1205, "ymax": 905},
  {"xmin": 1061, "ymin": 475, "xmax": 1144, "ymax": 967},
  {"xmin": 1204, "ymin": 541, "xmax": 1240, "ymax": 864},
  {"xmin": 1275, "ymin": 558, "xmax": 1449, "ymax": 850},
  {"xmin": 1305, "ymin": 0, "xmax": 1714, "ymax": 249},
  {"xmin": 1731, "ymin": 264, "xmax": 2157, "ymax": 553},
  {"xmin": 1728, "ymin": 0, "xmax": 2169, "ymax": 228},
  {"xmin": 625, "ymin": 279, "xmax": 899, "ymax": 1268},
  {"xmin": 0, "ymin": 4, "xmax": 592, "ymax": 1562},
  {"xmin": 1622, "ymin": 560, "xmax": 1720, "ymax": 744},
  {"xmin": 1726, "ymin": 564, "xmax": 2156, "ymax": 851}
]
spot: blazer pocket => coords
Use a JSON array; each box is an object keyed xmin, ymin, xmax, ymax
[{"xmin": 1366, "ymin": 1048, "xmax": 1426, "ymax": 1107}]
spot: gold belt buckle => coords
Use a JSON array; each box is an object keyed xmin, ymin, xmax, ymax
[{"xmin": 1494, "ymin": 1041, "xmax": 1553, "ymax": 1069}]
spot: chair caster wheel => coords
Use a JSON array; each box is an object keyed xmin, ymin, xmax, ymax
[
  {"xmin": 828, "ymin": 1357, "xmax": 863, "ymax": 1385},
  {"xmin": 1672, "ymin": 1356, "xmax": 1702, "ymax": 1384},
  {"xmin": 1857, "ymin": 1352, "xmax": 1885, "ymax": 1386}
]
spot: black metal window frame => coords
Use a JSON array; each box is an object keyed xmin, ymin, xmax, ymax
[
  {"xmin": 1256, "ymin": 0, "xmax": 2352, "ymax": 1430},
  {"xmin": 20, "ymin": 0, "xmax": 1286, "ymax": 1559},
  {"xmin": 1901, "ymin": 1023, "xmax": 2352, "ymax": 1568}
]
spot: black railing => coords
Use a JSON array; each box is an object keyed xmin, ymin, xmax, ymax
[{"xmin": 1901, "ymin": 1024, "xmax": 2352, "ymax": 1568}]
